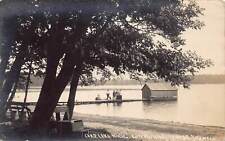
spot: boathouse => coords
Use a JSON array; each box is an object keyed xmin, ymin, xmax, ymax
[{"xmin": 141, "ymin": 83, "xmax": 178, "ymax": 100}]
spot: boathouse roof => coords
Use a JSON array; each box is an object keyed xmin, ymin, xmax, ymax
[{"xmin": 142, "ymin": 83, "xmax": 177, "ymax": 91}]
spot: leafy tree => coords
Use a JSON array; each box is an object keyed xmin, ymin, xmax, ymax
[
  {"xmin": 0, "ymin": 0, "xmax": 212, "ymax": 132},
  {"xmin": 0, "ymin": 13, "xmax": 48, "ymax": 120}
]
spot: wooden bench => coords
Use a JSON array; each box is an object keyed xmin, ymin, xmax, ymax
[{"xmin": 8, "ymin": 105, "xmax": 32, "ymax": 121}]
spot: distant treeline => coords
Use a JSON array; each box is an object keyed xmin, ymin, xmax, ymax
[
  {"xmin": 104, "ymin": 75, "xmax": 225, "ymax": 85},
  {"xmin": 30, "ymin": 74, "xmax": 225, "ymax": 86},
  {"xmin": 190, "ymin": 74, "xmax": 225, "ymax": 84}
]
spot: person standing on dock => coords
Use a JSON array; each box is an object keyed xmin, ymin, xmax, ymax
[
  {"xmin": 112, "ymin": 90, "xmax": 116, "ymax": 100},
  {"xmin": 106, "ymin": 90, "xmax": 111, "ymax": 100}
]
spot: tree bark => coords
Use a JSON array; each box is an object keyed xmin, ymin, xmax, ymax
[
  {"xmin": 63, "ymin": 64, "xmax": 82, "ymax": 120},
  {"xmin": 0, "ymin": 18, "xmax": 16, "ymax": 90},
  {"xmin": 30, "ymin": 52, "xmax": 80, "ymax": 131},
  {"xmin": 0, "ymin": 49, "xmax": 11, "ymax": 90},
  {"xmin": 22, "ymin": 60, "xmax": 32, "ymax": 112},
  {"xmin": 29, "ymin": 17, "xmax": 90, "ymax": 132},
  {"xmin": 29, "ymin": 53, "xmax": 61, "ymax": 131},
  {"xmin": 0, "ymin": 54, "xmax": 24, "ymax": 120},
  {"xmin": 5, "ymin": 74, "xmax": 20, "ymax": 113}
]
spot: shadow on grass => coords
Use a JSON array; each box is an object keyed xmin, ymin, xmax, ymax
[{"xmin": 0, "ymin": 121, "xmax": 137, "ymax": 141}]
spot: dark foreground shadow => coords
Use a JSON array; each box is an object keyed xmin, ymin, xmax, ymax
[{"xmin": 0, "ymin": 121, "xmax": 137, "ymax": 141}]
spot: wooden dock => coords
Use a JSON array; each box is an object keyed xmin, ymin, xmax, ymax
[
  {"xmin": 73, "ymin": 99, "xmax": 143, "ymax": 105},
  {"xmin": 10, "ymin": 97, "xmax": 177, "ymax": 106}
]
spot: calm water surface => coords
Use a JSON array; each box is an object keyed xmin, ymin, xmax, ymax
[{"xmin": 14, "ymin": 84, "xmax": 225, "ymax": 127}]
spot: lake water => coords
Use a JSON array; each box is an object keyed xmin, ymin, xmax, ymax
[{"xmin": 14, "ymin": 84, "xmax": 225, "ymax": 127}]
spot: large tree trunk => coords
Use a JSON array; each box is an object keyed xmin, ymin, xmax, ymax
[
  {"xmin": 30, "ymin": 17, "xmax": 90, "ymax": 132},
  {"xmin": 5, "ymin": 76, "xmax": 20, "ymax": 113},
  {"xmin": 30, "ymin": 53, "xmax": 80, "ymax": 131},
  {"xmin": 29, "ymin": 54, "xmax": 60, "ymax": 131},
  {"xmin": 0, "ymin": 18, "xmax": 16, "ymax": 90},
  {"xmin": 0, "ymin": 48, "xmax": 11, "ymax": 90},
  {"xmin": 63, "ymin": 64, "xmax": 82, "ymax": 120},
  {"xmin": 0, "ymin": 54, "xmax": 24, "ymax": 121}
]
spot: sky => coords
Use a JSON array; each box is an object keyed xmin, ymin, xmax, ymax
[{"xmin": 182, "ymin": 0, "xmax": 225, "ymax": 74}]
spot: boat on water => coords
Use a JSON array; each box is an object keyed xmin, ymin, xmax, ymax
[{"xmin": 95, "ymin": 94, "xmax": 101, "ymax": 100}]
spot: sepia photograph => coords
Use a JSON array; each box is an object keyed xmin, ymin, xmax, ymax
[{"xmin": 0, "ymin": 0, "xmax": 224, "ymax": 140}]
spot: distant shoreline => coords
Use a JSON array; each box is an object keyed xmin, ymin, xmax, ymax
[
  {"xmin": 29, "ymin": 74, "xmax": 225, "ymax": 87},
  {"xmin": 19, "ymin": 83, "xmax": 224, "ymax": 92}
]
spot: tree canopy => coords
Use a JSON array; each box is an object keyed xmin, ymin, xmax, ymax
[{"xmin": 0, "ymin": 0, "xmax": 212, "ymax": 131}]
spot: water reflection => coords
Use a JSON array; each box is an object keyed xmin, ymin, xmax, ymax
[
  {"xmin": 113, "ymin": 102, "xmax": 122, "ymax": 107},
  {"xmin": 142, "ymin": 101, "xmax": 152, "ymax": 113},
  {"xmin": 14, "ymin": 84, "xmax": 225, "ymax": 127},
  {"xmin": 74, "ymin": 84, "xmax": 225, "ymax": 127}
]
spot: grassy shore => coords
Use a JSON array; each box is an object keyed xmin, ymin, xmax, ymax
[
  {"xmin": 1, "ymin": 113, "xmax": 224, "ymax": 141},
  {"xmin": 74, "ymin": 113, "xmax": 225, "ymax": 141}
]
